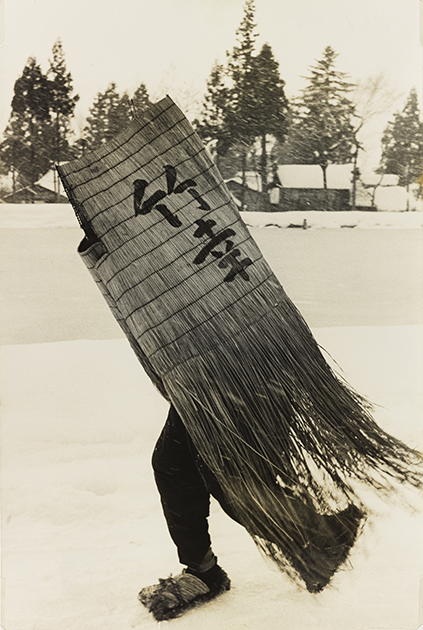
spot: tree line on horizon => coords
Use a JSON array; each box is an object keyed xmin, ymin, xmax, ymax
[{"xmin": 1, "ymin": 0, "xmax": 422, "ymax": 205}]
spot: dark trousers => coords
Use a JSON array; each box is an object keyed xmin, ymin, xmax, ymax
[{"xmin": 152, "ymin": 405, "xmax": 237, "ymax": 571}]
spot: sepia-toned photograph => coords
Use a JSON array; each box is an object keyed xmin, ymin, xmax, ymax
[{"xmin": 0, "ymin": 1, "xmax": 422, "ymax": 628}]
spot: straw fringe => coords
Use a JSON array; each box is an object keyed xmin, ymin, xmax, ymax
[{"xmin": 162, "ymin": 295, "xmax": 423, "ymax": 590}]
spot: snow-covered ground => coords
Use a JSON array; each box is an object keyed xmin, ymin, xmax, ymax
[
  {"xmin": 0, "ymin": 203, "xmax": 422, "ymax": 230},
  {"xmin": 242, "ymin": 209, "xmax": 423, "ymax": 230},
  {"xmin": 1, "ymin": 204, "xmax": 423, "ymax": 630}
]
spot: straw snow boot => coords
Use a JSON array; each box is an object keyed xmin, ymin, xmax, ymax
[{"xmin": 139, "ymin": 563, "xmax": 230, "ymax": 621}]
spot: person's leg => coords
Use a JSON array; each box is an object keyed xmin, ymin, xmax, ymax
[
  {"xmin": 152, "ymin": 405, "xmax": 215, "ymax": 572},
  {"xmin": 142, "ymin": 405, "xmax": 230, "ymax": 621}
]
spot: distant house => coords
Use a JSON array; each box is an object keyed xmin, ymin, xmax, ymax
[
  {"xmin": 360, "ymin": 173, "xmax": 420, "ymax": 212},
  {"xmin": 0, "ymin": 169, "xmax": 68, "ymax": 204},
  {"xmin": 226, "ymin": 171, "xmax": 263, "ymax": 192},
  {"xmin": 225, "ymin": 164, "xmax": 421, "ymax": 212},
  {"xmin": 1, "ymin": 184, "xmax": 68, "ymax": 204},
  {"xmin": 363, "ymin": 173, "xmax": 399, "ymax": 187},
  {"xmin": 275, "ymin": 164, "xmax": 353, "ymax": 190},
  {"xmin": 225, "ymin": 171, "xmax": 264, "ymax": 210},
  {"xmin": 226, "ymin": 164, "xmax": 354, "ymax": 212}
]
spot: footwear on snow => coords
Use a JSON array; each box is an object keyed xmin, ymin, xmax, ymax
[{"xmin": 138, "ymin": 564, "xmax": 230, "ymax": 621}]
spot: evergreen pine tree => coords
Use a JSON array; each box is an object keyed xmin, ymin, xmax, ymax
[
  {"xmin": 132, "ymin": 83, "xmax": 152, "ymax": 117},
  {"xmin": 196, "ymin": 1, "xmax": 288, "ymax": 204},
  {"xmin": 228, "ymin": 0, "xmax": 257, "ymax": 85},
  {"xmin": 0, "ymin": 117, "xmax": 25, "ymax": 193},
  {"xmin": 108, "ymin": 89, "xmax": 132, "ymax": 138},
  {"xmin": 227, "ymin": 0, "xmax": 259, "ymax": 145},
  {"xmin": 246, "ymin": 43, "xmax": 289, "ymax": 194},
  {"xmin": 81, "ymin": 83, "xmax": 122, "ymax": 151},
  {"xmin": 78, "ymin": 82, "xmax": 152, "ymax": 154},
  {"xmin": 283, "ymin": 46, "xmax": 357, "ymax": 188},
  {"xmin": 379, "ymin": 88, "xmax": 423, "ymax": 199},
  {"xmin": 47, "ymin": 38, "xmax": 79, "ymax": 197},
  {"xmin": 194, "ymin": 62, "xmax": 232, "ymax": 166},
  {"xmin": 1, "ymin": 57, "xmax": 52, "ymax": 187}
]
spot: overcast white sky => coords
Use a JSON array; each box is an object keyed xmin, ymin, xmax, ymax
[{"xmin": 0, "ymin": 0, "xmax": 422, "ymax": 170}]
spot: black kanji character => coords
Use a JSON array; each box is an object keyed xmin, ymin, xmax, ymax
[
  {"xmin": 193, "ymin": 218, "xmax": 217, "ymax": 239},
  {"xmin": 187, "ymin": 188, "xmax": 210, "ymax": 211},
  {"xmin": 154, "ymin": 204, "xmax": 183, "ymax": 228},
  {"xmin": 193, "ymin": 220, "xmax": 236, "ymax": 265},
  {"xmin": 133, "ymin": 176, "xmax": 181, "ymax": 227},
  {"xmin": 133, "ymin": 165, "xmax": 209, "ymax": 226},
  {"xmin": 218, "ymin": 249, "xmax": 253, "ymax": 282},
  {"xmin": 164, "ymin": 164, "xmax": 197, "ymax": 194},
  {"xmin": 164, "ymin": 164, "xmax": 210, "ymax": 211},
  {"xmin": 133, "ymin": 179, "xmax": 149, "ymax": 215}
]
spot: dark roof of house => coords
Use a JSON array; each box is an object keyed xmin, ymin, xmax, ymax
[{"xmin": 1, "ymin": 184, "xmax": 69, "ymax": 204}]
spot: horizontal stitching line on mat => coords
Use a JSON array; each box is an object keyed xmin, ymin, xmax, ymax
[
  {"xmin": 111, "ymin": 220, "xmax": 253, "ymax": 305},
  {"xmin": 96, "ymin": 182, "xmax": 232, "ymax": 276},
  {"xmin": 70, "ymin": 122, "xmax": 196, "ymax": 204},
  {"xmin": 124, "ymin": 232, "xmax": 259, "ymax": 319},
  {"xmin": 76, "ymin": 134, "xmax": 207, "ymax": 226},
  {"xmin": 74, "ymin": 120, "xmax": 193, "ymax": 204},
  {"xmin": 160, "ymin": 285, "xmax": 282, "ymax": 377},
  {"xmin": 94, "ymin": 157, "xmax": 218, "ymax": 243},
  {"xmin": 131, "ymin": 254, "xmax": 270, "ymax": 347},
  {"xmin": 61, "ymin": 101, "xmax": 176, "ymax": 179},
  {"xmin": 135, "ymin": 264, "xmax": 273, "ymax": 359}
]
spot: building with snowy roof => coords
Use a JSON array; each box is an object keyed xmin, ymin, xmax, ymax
[
  {"xmin": 359, "ymin": 172, "xmax": 421, "ymax": 211},
  {"xmin": 275, "ymin": 164, "xmax": 353, "ymax": 190},
  {"xmin": 226, "ymin": 164, "xmax": 354, "ymax": 212},
  {"xmin": 0, "ymin": 168, "xmax": 68, "ymax": 204},
  {"xmin": 225, "ymin": 164, "xmax": 419, "ymax": 212}
]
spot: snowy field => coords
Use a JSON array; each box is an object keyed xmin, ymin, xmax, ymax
[
  {"xmin": 1, "ymin": 204, "xmax": 423, "ymax": 630},
  {"xmin": 243, "ymin": 209, "xmax": 423, "ymax": 230},
  {"xmin": 1, "ymin": 203, "xmax": 422, "ymax": 230}
]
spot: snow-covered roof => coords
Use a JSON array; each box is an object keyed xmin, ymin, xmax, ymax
[
  {"xmin": 276, "ymin": 164, "xmax": 353, "ymax": 189},
  {"xmin": 36, "ymin": 170, "xmax": 62, "ymax": 192},
  {"xmin": 227, "ymin": 165, "xmax": 354, "ymax": 191},
  {"xmin": 362, "ymin": 173, "xmax": 400, "ymax": 187},
  {"xmin": 226, "ymin": 171, "xmax": 263, "ymax": 192}
]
